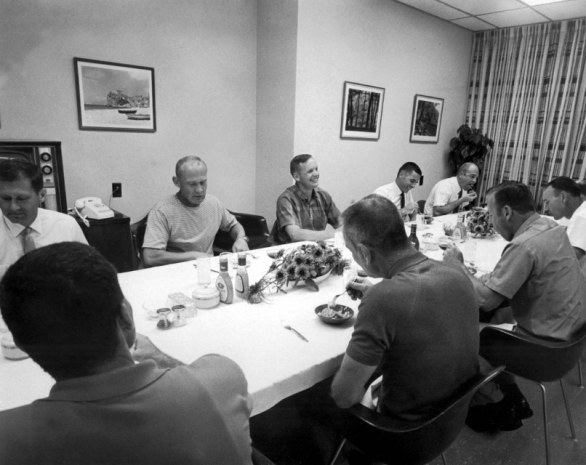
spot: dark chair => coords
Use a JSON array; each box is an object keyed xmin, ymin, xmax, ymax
[
  {"xmin": 213, "ymin": 211, "xmax": 271, "ymax": 255},
  {"xmin": 328, "ymin": 366, "xmax": 505, "ymax": 465},
  {"xmin": 479, "ymin": 325, "xmax": 586, "ymax": 465},
  {"xmin": 251, "ymin": 447, "xmax": 276, "ymax": 465},
  {"xmin": 417, "ymin": 199, "xmax": 426, "ymax": 213},
  {"xmin": 130, "ymin": 214, "xmax": 149, "ymax": 270}
]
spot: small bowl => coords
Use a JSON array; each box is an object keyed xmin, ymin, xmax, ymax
[{"xmin": 315, "ymin": 304, "xmax": 354, "ymax": 325}]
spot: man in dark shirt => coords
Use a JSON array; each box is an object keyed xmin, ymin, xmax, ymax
[{"xmin": 270, "ymin": 154, "xmax": 341, "ymax": 244}]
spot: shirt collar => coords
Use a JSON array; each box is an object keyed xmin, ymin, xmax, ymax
[
  {"xmin": 293, "ymin": 183, "xmax": 318, "ymax": 201},
  {"xmin": 513, "ymin": 212, "xmax": 541, "ymax": 239},
  {"xmin": 46, "ymin": 360, "xmax": 168, "ymax": 402}
]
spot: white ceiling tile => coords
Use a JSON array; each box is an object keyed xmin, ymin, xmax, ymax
[
  {"xmin": 480, "ymin": 8, "xmax": 550, "ymax": 27},
  {"xmin": 441, "ymin": 0, "xmax": 526, "ymax": 16},
  {"xmin": 534, "ymin": 0, "xmax": 586, "ymax": 20},
  {"xmin": 450, "ymin": 16, "xmax": 498, "ymax": 31},
  {"xmin": 395, "ymin": 0, "xmax": 467, "ymax": 20}
]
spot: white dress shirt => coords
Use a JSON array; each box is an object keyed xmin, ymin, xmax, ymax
[
  {"xmin": 424, "ymin": 176, "xmax": 467, "ymax": 215},
  {"xmin": 374, "ymin": 182, "xmax": 414, "ymax": 210}
]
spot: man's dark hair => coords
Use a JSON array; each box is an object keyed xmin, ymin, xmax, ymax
[
  {"xmin": 290, "ymin": 154, "xmax": 313, "ymax": 176},
  {"xmin": 397, "ymin": 162, "xmax": 422, "ymax": 177},
  {"xmin": 487, "ymin": 181, "xmax": 535, "ymax": 213},
  {"xmin": 342, "ymin": 194, "xmax": 409, "ymax": 253},
  {"xmin": 0, "ymin": 159, "xmax": 43, "ymax": 192},
  {"xmin": 547, "ymin": 176, "xmax": 581, "ymax": 197},
  {"xmin": 578, "ymin": 180, "xmax": 586, "ymax": 196},
  {"xmin": 0, "ymin": 242, "xmax": 125, "ymax": 380}
]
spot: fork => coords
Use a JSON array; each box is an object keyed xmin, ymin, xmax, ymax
[
  {"xmin": 282, "ymin": 322, "xmax": 309, "ymax": 342},
  {"xmin": 328, "ymin": 291, "xmax": 346, "ymax": 309}
]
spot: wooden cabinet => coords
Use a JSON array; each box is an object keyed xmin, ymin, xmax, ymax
[{"xmin": 75, "ymin": 210, "xmax": 135, "ymax": 272}]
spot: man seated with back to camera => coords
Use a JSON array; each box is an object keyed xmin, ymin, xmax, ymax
[
  {"xmin": 424, "ymin": 162, "xmax": 479, "ymax": 216},
  {"xmin": 443, "ymin": 181, "xmax": 586, "ymax": 432},
  {"xmin": 374, "ymin": 161, "xmax": 423, "ymax": 222},
  {"xmin": 0, "ymin": 242, "xmax": 255, "ymax": 465},
  {"xmin": 142, "ymin": 156, "xmax": 249, "ymax": 267},
  {"xmin": 270, "ymin": 154, "xmax": 341, "ymax": 244},
  {"xmin": 542, "ymin": 176, "xmax": 586, "ymax": 277},
  {"xmin": 332, "ymin": 194, "xmax": 479, "ymax": 421},
  {"xmin": 0, "ymin": 159, "xmax": 87, "ymax": 279}
]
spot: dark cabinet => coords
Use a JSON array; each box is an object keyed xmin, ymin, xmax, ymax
[{"xmin": 75, "ymin": 210, "xmax": 135, "ymax": 273}]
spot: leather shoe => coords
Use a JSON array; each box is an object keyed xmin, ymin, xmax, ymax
[
  {"xmin": 493, "ymin": 395, "xmax": 533, "ymax": 431},
  {"xmin": 465, "ymin": 404, "xmax": 497, "ymax": 432}
]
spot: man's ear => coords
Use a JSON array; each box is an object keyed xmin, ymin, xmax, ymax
[
  {"xmin": 356, "ymin": 243, "xmax": 372, "ymax": 266},
  {"xmin": 502, "ymin": 205, "xmax": 513, "ymax": 221},
  {"xmin": 292, "ymin": 171, "xmax": 300, "ymax": 183},
  {"xmin": 172, "ymin": 176, "xmax": 179, "ymax": 188},
  {"xmin": 118, "ymin": 299, "xmax": 136, "ymax": 348}
]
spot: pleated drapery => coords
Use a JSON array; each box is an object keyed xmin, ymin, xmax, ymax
[{"xmin": 466, "ymin": 19, "xmax": 586, "ymax": 206}]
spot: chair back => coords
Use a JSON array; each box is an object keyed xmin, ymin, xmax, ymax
[
  {"xmin": 338, "ymin": 366, "xmax": 504, "ymax": 465},
  {"xmin": 417, "ymin": 199, "xmax": 426, "ymax": 213},
  {"xmin": 130, "ymin": 215, "xmax": 149, "ymax": 269},
  {"xmin": 213, "ymin": 211, "xmax": 271, "ymax": 254},
  {"xmin": 480, "ymin": 325, "xmax": 586, "ymax": 382}
]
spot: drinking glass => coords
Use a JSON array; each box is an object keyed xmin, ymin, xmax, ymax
[
  {"xmin": 343, "ymin": 263, "xmax": 357, "ymax": 289},
  {"xmin": 196, "ymin": 257, "xmax": 212, "ymax": 287}
]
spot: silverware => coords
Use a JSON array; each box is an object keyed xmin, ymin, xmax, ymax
[
  {"xmin": 328, "ymin": 291, "xmax": 346, "ymax": 309},
  {"xmin": 282, "ymin": 322, "xmax": 309, "ymax": 342}
]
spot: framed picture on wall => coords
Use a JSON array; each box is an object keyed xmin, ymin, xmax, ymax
[
  {"xmin": 340, "ymin": 81, "xmax": 385, "ymax": 140},
  {"xmin": 409, "ymin": 94, "xmax": 443, "ymax": 143},
  {"xmin": 74, "ymin": 57, "xmax": 156, "ymax": 132}
]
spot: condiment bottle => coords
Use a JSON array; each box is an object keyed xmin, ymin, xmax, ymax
[
  {"xmin": 156, "ymin": 308, "xmax": 173, "ymax": 330},
  {"xmin": 409, "ymin": 223, "xmax": 420, "ymax": 251},
  {"xmin": 235, "ymin": 253, "xmax": 250, "ymax": 299},
  {"xmin": 172, "ymin": 305, "xmax": 187, "ymax": 327},
  {"xmin": 216, "ymin": 256, "xmax": 234, "ymax": 304}
]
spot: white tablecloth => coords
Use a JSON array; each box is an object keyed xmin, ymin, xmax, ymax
[{"xmin": 0, "ymin": 216, "xmax": 508, "ymax": 415}]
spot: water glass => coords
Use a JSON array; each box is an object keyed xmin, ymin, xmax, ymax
[
  {"xmin": 196, "ymin": 257, "xmax": 212, "ymax": 286},
  {"xmin": 343, "ymin": 263, "xmax": 357, "ymax": 289}
]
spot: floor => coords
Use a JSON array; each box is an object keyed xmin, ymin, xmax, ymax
[{"xmin": 251, "ymin": 361, "xmax": 586, "ymax": 465}]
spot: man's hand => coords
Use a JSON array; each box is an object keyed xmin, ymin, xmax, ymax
[
  {"xmin": 232, "ymin": 237, "xmax": 249, "ymax": 253},
  {"xmin": 442, "ymin": 242, "xmax": 464, "ymax": 265},
  {"xmin": 462, "ymin": 190, "xmax": 477, "ymax": 203},
  {"xmin": 346, "ymin": 277, "xmax": 373, "ymax": 300}
]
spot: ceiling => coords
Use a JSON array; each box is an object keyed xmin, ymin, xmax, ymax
[{"xmin": 395, "ymin": 0, "xmax": 586, "ymax": 31}]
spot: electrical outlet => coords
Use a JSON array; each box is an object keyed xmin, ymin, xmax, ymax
[{"xmin": 112, "ymin": 183, "xmax": 122, "ymax": 198}]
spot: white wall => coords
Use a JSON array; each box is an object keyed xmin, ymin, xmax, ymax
[
  {"xmin": 293, "ymin": 0, "xmax": 472, "ymax": 213},
  {"xmin": 0, "ymin": 0, "xmax": 258, "ymax": 221}
]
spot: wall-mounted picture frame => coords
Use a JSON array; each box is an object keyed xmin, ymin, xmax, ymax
[
  {"xmin": 340, "ymin": 81, "xmax": 385, "ymax": 140},
  {"xmin": 409, "ymin": 94, "xmax": 443, "ymax": 143},
  {"xmin": 74, "ymin": 57, "xmax": 156, "ymax": 132}
]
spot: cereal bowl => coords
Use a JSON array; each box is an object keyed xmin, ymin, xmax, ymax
[{"xmin": 315, "ymin": 304, "xmax": 354, "ymax": 325}]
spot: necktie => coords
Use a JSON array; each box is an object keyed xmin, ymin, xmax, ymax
[
  {"xmin": 21, "ymin": 226, "xmax": 36, "ymax": 254},
  {"xmin": 400, "ymin": 192, "xmax": 405, "ymax": 209},
  {"xmin": 453, "ymin": 190, "xmax": 463, "ymax": 214}
]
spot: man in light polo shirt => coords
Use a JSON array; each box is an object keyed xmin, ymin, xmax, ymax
[
  {"xmin": 444, "ymin": 181, "xmax": 586, "ymax": 432},
  {"xmin": 142, "ymin": 156, "xmax": 248, "ymax": 267},
  {"xmin": 374, "ymin": 162, "xmax": 422, "ymax": 221},
  {"xmin": 424, "ymin": 162, "xmax": 479, "ymax": 216},
  {"xmin": 542, "ymin": 176, "xmax": 586, "ymax": 277}
]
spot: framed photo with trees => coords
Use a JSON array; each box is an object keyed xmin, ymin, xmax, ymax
[
  {"xmin": 409, "ymin": 94, "xmax": 443, "ymax": 143},
  {"xmin": 74, "ymin": 57, "xmax": 156, "ymax": 132},
  {"xmin": 340, "ymin": 81, "xmax": 385, "ymax": 140}
]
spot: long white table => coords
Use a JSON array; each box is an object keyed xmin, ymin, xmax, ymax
[{"xmin": 0, "ymin": 216, "xmax": 508, "ymax": 415}]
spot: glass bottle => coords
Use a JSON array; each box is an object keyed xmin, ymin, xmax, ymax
[
  {"xmin": 409, "ymin": 224, "xmax": 420, "ymax": 251},
  {"xmin": 235, "ymin": 253, "xmax": 250, "ymax": 299}
]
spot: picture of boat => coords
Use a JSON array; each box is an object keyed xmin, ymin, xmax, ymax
[{"xmin": 118, "ymin": 108, "xmax": 137, "ymax": 114}]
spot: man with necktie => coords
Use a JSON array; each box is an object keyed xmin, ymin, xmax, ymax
[
  {"xmin": 374, "ymin": 162, "xmax": 422, "ymax": 221},
  {"xmin": 0, "ymin": 159, "xmax": 87, "ymax": 279},
  {"xmin": 424, "ymin": 162, "xmax": 479, "ymax": 216}
]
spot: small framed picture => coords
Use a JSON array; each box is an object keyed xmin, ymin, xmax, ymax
[
  {"xmin": 340, "ymin": 81, "xmax": 385, "ymax": 140},
  {"xmin": 74, "ymin": 57, "xmax": 156, "ymax": 132},
  {"xmin": 409, "ymin": 94, "xmax": 444, "ymax": 143}
]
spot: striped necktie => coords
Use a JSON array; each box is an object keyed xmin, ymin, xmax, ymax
[{"xmin": 21, "ymin": 226, "xmax": 36, "ymax": 254}]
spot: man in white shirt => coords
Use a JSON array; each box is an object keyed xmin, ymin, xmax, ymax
[
  {"xmin": 374, "ymin": 162, "xmax": 422, "ymax": 221},
  {"xmin": 424, "ymin": 162, "xmax": 479, "ymax": 216},
  {"xmin": 542, "ymin": 176, "xmax": 586, "ymax": 276},
  {"xmin": 0, "ymin": 159, "xmax": 87, "ymax": 278}
]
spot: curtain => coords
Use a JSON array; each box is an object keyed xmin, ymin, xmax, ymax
[{"xmin": 466, "ymin": 19, "xmax": 586, "ymax": 206}]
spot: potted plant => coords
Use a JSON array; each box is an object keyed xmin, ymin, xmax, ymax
[{"xmin": 448, "ymin": 124, "xmax": 494, "ymax": 174}]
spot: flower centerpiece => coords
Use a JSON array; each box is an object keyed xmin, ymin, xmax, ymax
[
  {"xmin": 466, "ymin": 207, "xmax": 495, "ymax": 238},
  {"xmin": 247, "ymin": 241, "xmax": 349, "ymax": 304}
]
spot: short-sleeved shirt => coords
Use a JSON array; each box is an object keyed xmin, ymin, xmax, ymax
[
  {"xmin": 0, "ymin": 355, "xmax": 253, "ymax": 465},
  {"xmin": 424, "ymin": 176, "xmax": 467, "ymax": 215},
  {"xmin": 346, "ymin": 252, "xmax": 479, "ymax": 423},
  {"xmin": 143, "ymin": 194, "xmax": 237, "ymax": 256},
  {"xmin": 271, "ymin": 185, "xmax": 341, "ymax": 244},
  {"xmin": 374, "ymin": 182, "xmax": 415, "ymax": 210},
  {"xmin": 480, "ymin": 214, "xmax": 586, "ymax": 341},
  {"xmin": 0, "ymin": 209, "xmax": 88, "ymax": 279},
  {"xmin": 567, "ymin": 201, "xmax": 586, "ymax": 278}
]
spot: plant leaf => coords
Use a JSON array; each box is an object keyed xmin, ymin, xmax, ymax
[{"xmin": 304, "ymin": 278, "xmax": 319, "ymax": 292}]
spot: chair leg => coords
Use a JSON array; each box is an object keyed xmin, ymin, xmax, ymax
[
  {"xmin": 328, "ymin": 438, "xmax": 346, "ymax": 465},
  {"xmin": 441, "ymin": 452, "xmax": 448, "ymax": 465},
  {"xmin": 538, "ymin": 382, "xmax": 551, "ymax": 465},
  {"xmin": 559, "ymin": 379, "xmax": 577, "ymax": 440},
  {"xmin": 578, "ymin": 360, "xmax": 584, "ymax": 388}
]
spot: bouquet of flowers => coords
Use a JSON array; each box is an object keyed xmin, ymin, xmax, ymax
[
  {"xmin": 466, "ymin": 207, "xmax": 495, "ymax": 237},
  {"xmin": 248, "ymin": 241, "xmax": 349, "ymax": 304}
]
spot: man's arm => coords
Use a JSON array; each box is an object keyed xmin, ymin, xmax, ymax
[
  {"xmin": 132, "ymin": 334, "xmax": 184, "ymax": 368},
  {"xmin": 284, "ymin": 224, "xmax": 334, "ymax": 242},
  {"xmin": 142, "ymin": 248, "xmax": 210, "ymax": 267},
  {"xmin": 331, "ymin": 354, "xmax": 377, "ymax": 409},
  {"xmin": 229, "ymin": 222, "xmax": 249, "ymax": 253},
  {"xmin": 432, "ymin": 191, "xmax": 477, "ymax": 216}
]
